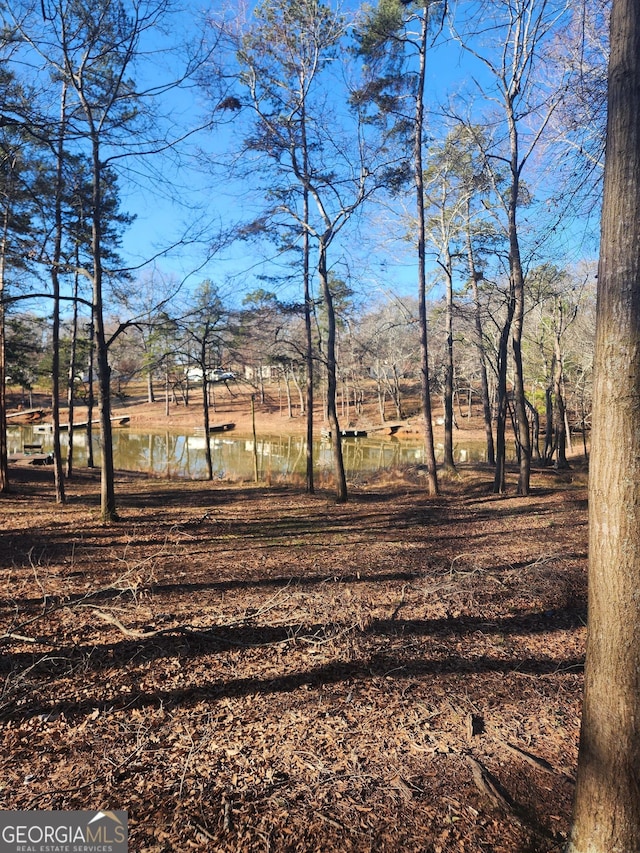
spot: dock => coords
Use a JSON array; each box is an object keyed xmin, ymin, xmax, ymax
[
  {"xmin": 365, "ymin": 422, "xmax": 405, "ymax": 436},
  {"xmin": 8, "ymin": 451, "xmax": 54, "ymax": 466},
  {"xmin": 322, "ymin": 428, "xmax": 368, "ymax": 438},
  {"xmin": 194, "ymin": 423, "xmax": 236, "ymax": 434},
  {"xmin": 58, "ymin": 415, "xmax": 130, "ymax": 430},
  {"xmin": 6, "ymin": 408, "xmax": 47, "ymax": 423}
]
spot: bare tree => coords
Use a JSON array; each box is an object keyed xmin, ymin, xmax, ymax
[
  {"xmin": 216, "ymin": 0, "xmax": 386, "ymax": 502},
  {"xmin": 355, "ymin": 0, "xmax": 444, "ymax": 495},
  {"xmin": 451, "ymin": 0, "xmax": 571, "ymax": 494},
  {"xmin": 8, "ymin": 0, "xmax": 184, "ymax": 519},
  {"xmin": 173, "ymin": 281, "xmax": 229, "ymax": 481},
  {"xmin": 421, "ymin": 129, "xmax": 489, "ymax": 470},
  {"xmin": 0, "ymin": 64, "xmax": 46, "ymax": 492},
  {"xmin": 546, "ymin": 0, "xmax": 608, "ymax": 219}
]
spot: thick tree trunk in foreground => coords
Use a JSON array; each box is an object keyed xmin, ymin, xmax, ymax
[{"xmin": 569, "ymin": 0, "xmax": 640, "ymax": 848}]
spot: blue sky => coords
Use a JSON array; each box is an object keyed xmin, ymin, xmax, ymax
[
  {"xmin": 115, "ymin": 0, "xmax": 601, "ymax": 309},
  {"xmin": 116, "ymin": 3, "xmax": 460, "ymax": 299}
]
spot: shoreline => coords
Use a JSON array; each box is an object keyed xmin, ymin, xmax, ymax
[{"xmin": 7, "ymin": 385, "xmax": 491, "ymax": 445}]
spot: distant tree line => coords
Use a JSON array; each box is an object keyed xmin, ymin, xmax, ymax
[{"xmin": 7, "ymin": 259, "xmax": 596, "ymax": 460}]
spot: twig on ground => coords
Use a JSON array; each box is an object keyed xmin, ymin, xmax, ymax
[{"xmin": 27, "ymin": 743, "xmax": 145, "ymax": 805}]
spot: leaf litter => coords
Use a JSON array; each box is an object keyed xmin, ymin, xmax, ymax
[{"xmin": 0, "ymin": 464, "xmax": 587, "ymax": 851}]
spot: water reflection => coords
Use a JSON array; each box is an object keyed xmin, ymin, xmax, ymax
[{"xmin": 7, "ymin": 424, "xmax": 492, "ymax": 479}]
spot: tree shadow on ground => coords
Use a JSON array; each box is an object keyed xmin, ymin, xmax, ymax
[{"xmin": 0, "ymin": 604, "xmax": 586, "ymax": 722}]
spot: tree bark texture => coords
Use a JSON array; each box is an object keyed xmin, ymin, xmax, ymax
[
  {"xmin": 91, "ymin": 135, "xmax": 117, "ymax": 521},
  {"xmin": 553, "ymin": 323, "xmax": 569, "ymax": 469},
  {"xmin": 492, "ymin": 302, "xmax": 513, "ymax": 494},
  {"xmin": 201, "ymin": 371, "xmax": 213, "ymax": 482},
  {"xmin": 443, "ymin": 251, "xmax": 455, "ymax": 470},
  {"xmin": 303, "ymin": 187, "xmax": 315, "ymax": 494},
  {"xmin": 0, "ymin": 293, "xmax": 8, "ymax": 494},
  {"xmin": 466, "ymin": 207, "xmax": 495, "ymax": 467},
  {"xmin": 0, "ymin": 154, "xmax": 17, "ymax": 494},
  {"xmin": 318, "ymin": 240, "xmax": 347, "ymax": 503},
  {"xmin": 506, "ymin": 99, "xmax": 530, "ymax": 496},
  {"xmin": 86, "ymin": 318, "xmax": 95, "ymax": 469},
  {"xmin": 415, "ymin": 4, "xmax": 439, "ymax": 496},
  {"xmin": 0, "ymin": 204, "xmax": 10, "ymax": 494},
  {"xmin": 66, "ymin": 270, "xmax": 80, "ymax": 479},
  {"xmin": 51, "ymin": 80, "xmax": 68, "ymax": 504},
  {"xmin": 569, "ymin": 0, "xmax": 640, "ymax": 848}
]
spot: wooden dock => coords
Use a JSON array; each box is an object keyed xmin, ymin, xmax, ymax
[
  {"xmin": 365, "ymin": 423, "xmax": 404, "ymax": 436},
  {"xmin": 322, "ymin": 428, "xmax": 368, "ymax": 438},
  {"xmin": 58, "ymin": 415, "xmax": 130, "ymax": 430},
  {"xmin": 8, "ymin": 451, "xmax": 54, "ymax": 466},
  {"xmin": 194, "ymin": 423, "xmax": 236, "ymax": 434},
  {"xmin": 6, "ymin": 408, "xmax": 47, "ymax": 423}
]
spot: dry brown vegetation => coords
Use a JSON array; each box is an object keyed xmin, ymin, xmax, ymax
[{"xmin": 0, "ymin": 455, "xmax": 587, "ymax": 852}]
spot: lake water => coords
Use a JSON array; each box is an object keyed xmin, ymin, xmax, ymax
[{"xmin": 8, "ymin": 424, "xmax": 492, "ymax": 480}]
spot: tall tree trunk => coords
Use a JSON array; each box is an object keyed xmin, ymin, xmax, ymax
[
  {"xmin": 525, "ymin": 397, "xmax": 541, "ymax": 461},
  {"xmin": 90, "ymin": 135, "xmax": 117, "ymax": 520},
  {"xmin": 415, "ymin": 4, "xmax": 438, "ymax": 495},
  {"xmin": 304, "ymin": 263, "xmax": 315, "ymax": 492},
  {"xmin": 391, "ymin": 367, "xmax": 403, "ymax": 420},
  {"xmin": 553, "ymin": 332, "xmax": 568, "ymax": 469},
  {"xmin": 553, "ymin": 301, "xmax": 569, "ymax": 468},
  {"xmin": 164, "ymin": 361, "xmax": 170, "ymax": 417},
  {"xmin": 318, "ymin": 238, "xmax": 347, "ymax": 503},
  {"xmin": 146, "ymin": 358, "xmax": 155, "ymax": 403},
  {"xmin": 466, "ymin": 202, "xmax": 495, "ymax": 466},
  {"xmin": 443, "ymin": 250, "xmax": 455, "ymax": 470},
  {"xmin": 493, "ymin": 296, "xmax": 514, "ymax": 494},
  {"xmin": 506, "ymin": 96, "xmax": 530, "ymax": 496},
  {"xmin": 66, "ymin": 270, "xmax": 80, "ymax": 479},
  {"xmin": 51, "ymin": 80, "xmax": 68, "ymax": 504},
  {"xmin": 86, "ymin": 317, "xmax": 95, "ymax": 468},
  {"xmin": 544, "ymin": 383, "xmax": 554, "ymax": 461},
  {"xmin": 0, "ymin": 282, "xmax": 7, "ymax": 493},
  {"xmin": 377, "ymin": 372, "xmax": 386, "ymax": 423},
  {"xmin": 299, "ymin": 73, "xmax": 315, "ymax": 494},
  {"xmin": 569, "ymin": 0, "xmax": 640, "ymax": 848},
  {"xmin": 290, "ymin": 366, "xmax": 305, "ymax": 415},
  {"xmin": 201, "ymin": 372, "xmax": 213, "ymax": 481},
  {"xmin": 50, "ymin": 265, "xmax": 65, "ymax": 502},
  {"xmin": 285, "ymin": 368, "xmax": 293, "ymax": 418},
  {"xmin": 0, "ymin": 169, "xmax": 12, "ymax": 494}
]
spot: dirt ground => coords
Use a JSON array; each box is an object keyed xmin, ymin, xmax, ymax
[{"xmin": 0, "ymin": 403, "xmax": 587, "ymax": 853}]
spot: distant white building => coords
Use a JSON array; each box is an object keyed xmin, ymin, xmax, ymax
[
  {"xmin": 244, "ymin": 364, "xmax": 278, "ymax": 381},
  {"xmin": 185, "ymin": 367, "xmax": 235, "ymax": 383}
]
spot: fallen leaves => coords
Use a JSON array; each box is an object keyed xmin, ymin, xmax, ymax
[{"xmin": 0, "ymin": 467, "xmax": 587, "ymax": 851}]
